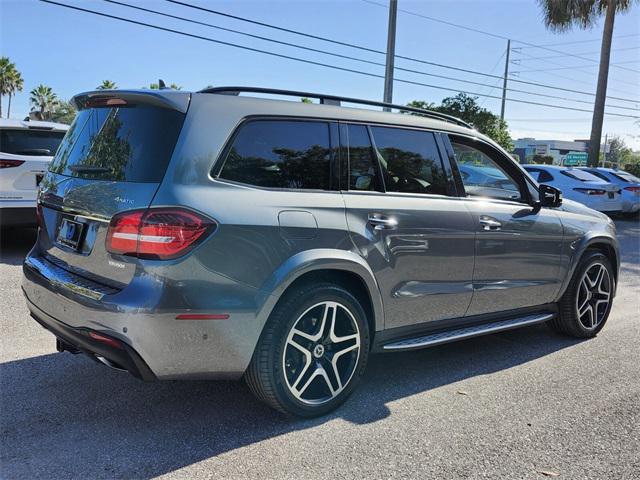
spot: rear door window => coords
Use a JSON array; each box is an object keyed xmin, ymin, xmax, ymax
[
  {"xmin": 218, "ymin": 120, "xmax": 332, "ymax": 190},
  {"xmin": 346, "ymin": 124, "xmax": 381, "ymax": 191},
  {"xmin": 0, "ymin": 129, "xmax": 65, "ymax": 156},
  {"xmin": 369, "ymin": 126, "xmax": 449, "ymax": 196},
  {"xmin": 561, "ymin": 169, "xmax": 603, "ymax": 182},
  {"xmin": 49, "ymin": 104, "xmax": 185, "ymax": 183}
]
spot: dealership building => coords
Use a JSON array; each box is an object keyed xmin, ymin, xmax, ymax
[{"xmin": 513, "ymin": 138, "xmax": 610, "ymax": 166}]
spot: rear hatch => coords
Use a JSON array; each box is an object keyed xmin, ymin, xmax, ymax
[
  {"xmin": 0, "ymin": 125, "xmax": 66, "ymax": 201},
  {"xmin": 36, "ymin": 90, "xmax": 189, "ymax": 287}
]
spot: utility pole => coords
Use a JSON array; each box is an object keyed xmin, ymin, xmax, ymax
[
  {"xmin": 383, "ymin": 0, "xmax": 398, "ymax": 111},
  {"xmin": 602, "ymin": 134, "xmax": 608, "ymax": 167},
  {"xmin": 500, "ymin": 39, "xmax": 511, "ymax": 121}
]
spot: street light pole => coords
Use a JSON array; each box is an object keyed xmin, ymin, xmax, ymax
[
  {"xmin": 383, "ymin": 0, "xmax": 398, "ymax": 111},
  {"xmin": 500, "ymin": 39, "xmax": 511, "ymax": 121}
]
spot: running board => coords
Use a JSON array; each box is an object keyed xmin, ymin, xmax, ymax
[{"xmin": 382, "ymin": 313, "xmax": 554, "ymax": 351}]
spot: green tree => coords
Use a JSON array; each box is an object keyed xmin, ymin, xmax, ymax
[
  {"xmin": 29, "ymin": 84, "xmax": 59, "ymax": 120},
  {"xmin": 537, "ymin": 0, "xmax": 636, "ymax": 167},
  {"xmin": 50, "ymin": 100, "xmax": 77, "ymax": 125},
  {"xmin": 605, "ymin": 136, "xmax": 632, "ymax": 166},
  {"xmin": 148, "ymin": 82, "xmax": 181, "ymax": 90},
  {"xmin": 96, "ymin": 79, "xmax": 117, "ymax": 90},
  {"xmin": 0, "ymin": 57, "xmax": 23, "ymax": 118},
  {"xmin": 406, "ymin": 93, "xmax": 513, "ymax": 151}
]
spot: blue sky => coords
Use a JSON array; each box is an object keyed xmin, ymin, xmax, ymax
[{"xmin": 2, "ymin": 0, "xmax": 639, "ymax": 148}]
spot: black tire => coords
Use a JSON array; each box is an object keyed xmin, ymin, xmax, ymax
[
  {"xmin": 245, "ymin": 282, "xmax": 370, "ymax": 417},
  {"xmin": 549, "ymin": 251, "xmax": 615, "ymax": 338}
]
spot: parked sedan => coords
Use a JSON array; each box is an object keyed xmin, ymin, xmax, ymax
[
  {"xmin": 580, "ymin": 167, "xmax": 640, "ymax": 215},
  {"xmin": 523, "ymin": 164, "xmax": 622, "ymax": 213}
]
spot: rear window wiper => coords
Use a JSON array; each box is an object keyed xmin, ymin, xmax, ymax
[{"xmin": 69, "ymin": 165, "xmax": 111, "ymax": 174}]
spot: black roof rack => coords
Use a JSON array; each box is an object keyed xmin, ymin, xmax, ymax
[{"xmin": 198, "ymin": 86, "xmax": 473, "ymax": 129}]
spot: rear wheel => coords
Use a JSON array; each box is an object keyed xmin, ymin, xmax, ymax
[
  {"xmin": 245, "ymin": 283, "xmax": 370, "ymax": 417},
  {"xmin": 550, "ymin": 251, "xmax": 614, "ymax": 338}
]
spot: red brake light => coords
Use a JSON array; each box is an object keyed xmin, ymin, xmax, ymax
[
  {"xmin": 106, "ymin": 208, "xmax": 215, "ymax": 260},
  {"xmin": 624, "ymin": 186, "xmax": 640, "ymax": 192},
  {"xmin": 0, "ymin": 159, "xmax": 25, "ymax": 168},
  {"xmin": 574, "ymin": 188, "xmax": 606, "ymax": 196}
]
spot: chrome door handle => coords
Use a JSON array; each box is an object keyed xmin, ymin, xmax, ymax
[
  {"xmin": 368, "ymin": 213, "xmax": 398, "ymax": 230},
  {"xmin": 479, "ymin": 216, "xmax": 502, "ymax": 231}
]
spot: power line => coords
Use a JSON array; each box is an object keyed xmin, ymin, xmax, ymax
[
  {"xmin": 361, "ymin": 0, "xmax": 639, "ymax": 74},
  {"xmin": 517, "ymin": 46, "xmax": 640, "ymax": 61},
  {"xmin": 518, "ymin": 34, "xmax": 640, "ymax": 48},
  {"xmin": 166, "ymin": 0, "xmax": 639, "ymax": 104},
  {"xmin": 513, "ymin": 50, "xmax": 640, "ymax": 92},
  {"xmin": 39, "ymin": 0, "xmax": 640, "ymax": 119},
  {"xmin": 105, "ymin": 0, "xmax": 639, "ymax": 112},
  {"xmin": 514, "ymin": 60, "xmax": 640, "ymax": 73}
]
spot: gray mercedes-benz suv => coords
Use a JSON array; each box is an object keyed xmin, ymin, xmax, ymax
[{"xmin": 22, "ymin": 87, "xmax": 619, "ymax": 417}]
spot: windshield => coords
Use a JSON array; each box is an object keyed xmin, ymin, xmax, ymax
[
  {"xmin": 0, "ymin": 128, "xmax": 66, "ymax": 156},
  {"xmin": 49, "ymin": 104, "xmax": 185, "ymax": 183}
]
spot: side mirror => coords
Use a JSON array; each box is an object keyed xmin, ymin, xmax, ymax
[{"xmin": 538, "ymin": 184, "xmax": 562, "ymax": 208}]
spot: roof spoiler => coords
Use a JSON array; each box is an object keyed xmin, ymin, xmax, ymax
[{"xmin": 71, "ymin": 90, "xmax": 190, "ymax": 113}]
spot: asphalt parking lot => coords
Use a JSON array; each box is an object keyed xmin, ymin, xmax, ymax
[{"xmin": 1, "ymin": 218, "xmax": 638, "ymax": 479}]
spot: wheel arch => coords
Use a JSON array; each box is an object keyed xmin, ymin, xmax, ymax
[
  {"xmin": 555, "ymin": 234, "xmax": 620, "ymax": 301},
  {"xmin": 256, "ymin": 249, "xmax": 385, "ymax": 336}
]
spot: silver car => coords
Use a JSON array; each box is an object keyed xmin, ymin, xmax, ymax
[{"xmin": 22, "ymin": 87, "xmax": 619, "ymax": 417}]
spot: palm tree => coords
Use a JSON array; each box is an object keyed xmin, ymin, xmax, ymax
[
  {"xmin": 96, "ymin": 79, "xmax": 117, "ymax": 90},
  {"xmin": 7, "ymin": 68, "xmax": 24, "ymax": 118},
  {"xmin": 537, "ymin": 0, "xmax": 635, "ymax": 167},
  {"xmin": 0, "ymin": 57, "xmax": 21, "ymax": 118},
  {"xmin": 29, "ymin": 84, "xmax": 58, "ymax": 121}
]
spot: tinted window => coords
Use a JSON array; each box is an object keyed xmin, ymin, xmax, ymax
[
  {"xmin": 452, "ymin": 142, "xmax": 521, "ymax": 201},
  {"xmin": 49, "ymin": 105, "xmax": 185, "ymax": 182},
  {"xmin": 584, "ymin": 169, "xmax": 609, "ymax": 182},
  {"xmin": 0, "ymin": 129, "xmax": 65, "ymax": 156},
  {"xmin": 370, "ymin": 126, "xmax": 448, "ymax": 195},
  {"xmin": 347, "ymin": 124, "xmax": 380, "ymax": 191},
  {"xmin": 561, "ymin": 169, "xmax": 602, "ymax": 182},
  {"xmin": 526, "ymin": 168, "xmax": 554, "ymax": 183},
  {"xmin": 219, "ymin": 120, "xmax": 332, "ymax": 190},
  {"xmin": 612, "ymin": 171, "xmax": 639, "ymax": 183}
]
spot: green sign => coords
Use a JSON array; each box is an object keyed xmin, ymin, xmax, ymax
[{"xmin": 564, "ymin": 152, "xmax": 588, "ymax": 166}]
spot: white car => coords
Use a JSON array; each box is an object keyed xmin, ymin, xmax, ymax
[
  {"xmin": 522, "ymin": 164, "xmax": 622, "ymax": 213},
  {"xmin": 0, "ymin": 119, "xmax": 68, "ymax": 226},
  {"xmin": 580, "ymin": 167, "xmax": 640, "ymax": 215}
]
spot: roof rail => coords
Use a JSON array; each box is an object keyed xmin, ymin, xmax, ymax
[{"xmin": 198, "ymin": 86, "xmax": 473, "ymax": 129}]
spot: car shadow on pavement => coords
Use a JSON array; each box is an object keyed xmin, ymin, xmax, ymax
[
  {"xmin": 0, "ymin": 323, "xmax": 582, "ymax": 479},
  {"xmin": 0, "ymin": 226, "xmax": 37, "ymax": 266}
]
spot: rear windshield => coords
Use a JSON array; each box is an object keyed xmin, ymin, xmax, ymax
[
  {"xmin": 0, "ymin": 129, "xmax": 65, "ymax": 156},
  {"xmin": 49, "ymin": 104, "xmax": 185, "ymax": 182},
  {"xmin": 561, "ymin": 169, "xmax": 603, "ymax": 182},
  {"xmin": 612, "ymin": 171, "xmax": 640, "ymax": 183}
]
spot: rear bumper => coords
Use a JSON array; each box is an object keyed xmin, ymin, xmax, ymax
[
  {"xmin": 0, "ymin": 206, "xmax": 37, "ymax": 226},
  {"xmin": 22, "ymin": 252, "xmax": 269, "ymax": 380},
  {"xmin": 27, "ymin": 296, "xmax": 156, "ymax": 381}
]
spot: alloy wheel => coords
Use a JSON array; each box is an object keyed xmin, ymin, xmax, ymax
[
  {"xmin": 576, "ymin": 263, "xmax": 612, "ymax": 330},
  {"xmin": 282, "ymin": 301, "xmax": 360, "ymax": 405}
]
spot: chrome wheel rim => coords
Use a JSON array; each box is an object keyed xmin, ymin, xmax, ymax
[
  {"xmin": 282, "ymin": 301, "xmax": 360, "ymax": 405},
  {"xmin": 576, "ymin": 263, "xmax": 612, "ymax": 330}
]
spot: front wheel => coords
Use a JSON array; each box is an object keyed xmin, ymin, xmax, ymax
[
  {"xmin": 245, "ymin": 283, "xmax": 370, "ymax": 417},
  {"xmin": 550, "ymin": 251, "xmax": 615, "ymax": 338}
]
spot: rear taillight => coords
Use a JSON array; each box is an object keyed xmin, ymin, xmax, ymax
[
  {"xmin": 574, "ymin": 188, "xmax": 606, "ymax": 196},
  {"xmin": 624, "ymin": 186, "xmax": 640, "ymax": 193},
  {"xmin": 0, "ymin": 159, "xmax": 25, "ymax": 168},
  {"xmin": 106, "ymin": 208, "xmax": 215, "ymax": 260}
]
